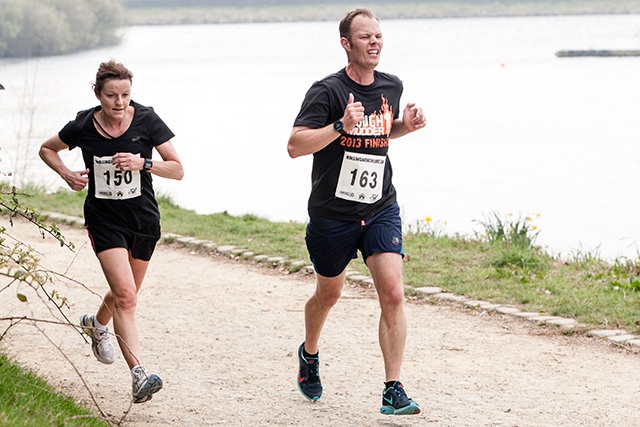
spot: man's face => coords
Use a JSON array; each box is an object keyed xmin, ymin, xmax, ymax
[{"xmin": 343, "ymin": 15, "xmax": 383, "ymax": 70}]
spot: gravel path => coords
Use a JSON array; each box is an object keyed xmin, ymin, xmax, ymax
[{"xmin": 1, "ymin": 218, "xmax": 639, "ymax": 426}]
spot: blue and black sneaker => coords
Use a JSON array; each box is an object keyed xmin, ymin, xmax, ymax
[
  {"xmin": 297, "ymin": 342, "xmax": 322, "ymax": 401},
  {"xmin": 380, "ymin": 381, "xmax": 421, "ymax": 415}
]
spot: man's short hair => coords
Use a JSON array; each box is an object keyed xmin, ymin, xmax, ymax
[{"xmin": 339, "ymin": 8, "xmax": 378, "ymax": 42}]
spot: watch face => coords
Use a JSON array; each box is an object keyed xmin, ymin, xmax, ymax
[{"xmin": 334, "ymin": 120, "xmax": 343, "ymax": 131}]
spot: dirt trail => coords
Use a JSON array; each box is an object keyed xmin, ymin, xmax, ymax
[{"xmin": 1, "ymin": 218, "xmax": 639, "ymax": 427}]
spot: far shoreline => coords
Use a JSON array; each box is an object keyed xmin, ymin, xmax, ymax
[{"xmin": 125, "ymin": 2, "xmax": 640, "ymax": 26}]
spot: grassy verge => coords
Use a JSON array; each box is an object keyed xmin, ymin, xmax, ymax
[
  {"xmin": 23, "ymin": 187, "xmax": 640, "ymax": 334},
  {"xmin": 0, "ymin": 353, "xmax": 108, "ymax": 427},
  {"xmin": 403, "ymin": 231, "xmax": 640, "ymax": 330},
  {"xmin": 125, "ymin": 1, "xmax": 640, "ymax": 25}
]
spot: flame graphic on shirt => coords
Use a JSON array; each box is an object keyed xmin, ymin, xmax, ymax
[{"xmin": 351, "ymin": 95, "xmax": 393, "ymax": 137}]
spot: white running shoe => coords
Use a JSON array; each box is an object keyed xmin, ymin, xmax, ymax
[
  {"xmin": 80, "ymin": 314, "xmax": 115, "ymax": 364},
  {"xmin": 131, "ymin": 365, "xmax": 163, "ymax": 404}
]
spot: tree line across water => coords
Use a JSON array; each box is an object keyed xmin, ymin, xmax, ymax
[
  {"xmin": 0, "ymin": 0, "xmax": 124, "ymax": 58},
  {"xmin": 1, "ymin": 0, "xmax": 639, "ymax": 58}
]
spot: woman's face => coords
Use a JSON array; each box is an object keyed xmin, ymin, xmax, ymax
[{"xmin": 96, "ymin": 78, "xmax": 131, "ymax": 120}]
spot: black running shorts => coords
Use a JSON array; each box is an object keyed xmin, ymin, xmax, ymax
[{"xmin": 85, "ymin": 222, "xmax": 161, "ymax": 261}]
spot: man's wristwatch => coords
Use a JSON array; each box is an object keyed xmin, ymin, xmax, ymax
[
  {"xmin": 143, "ymin": 158, "xmax": 153, "ymax": 171},
  {"xmin": 333, "ymin": 120, "xmax": 347, "ymax": 135}
]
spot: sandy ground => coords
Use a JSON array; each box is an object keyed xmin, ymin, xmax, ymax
[{"xmin": 1, "ymin": 218, "xmax": 640, "ymax": 427}]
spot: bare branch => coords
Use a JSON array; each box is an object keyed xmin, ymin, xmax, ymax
[{"xmin": 33, "ymin": 322, "xmax": 117, "ymax": 426}]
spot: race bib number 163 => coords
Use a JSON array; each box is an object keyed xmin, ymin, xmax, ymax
[{"xmin": 335, "ymin": 151, "xmax": 386, "ymax": 204}]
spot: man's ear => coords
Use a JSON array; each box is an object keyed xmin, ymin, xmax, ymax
[{"xmin": 340, "ymin": 37, "xmax": 351, "ymax": 51}]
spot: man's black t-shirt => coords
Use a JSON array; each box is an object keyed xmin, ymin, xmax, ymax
[
  {"xmin": 294, "ymin": 68, "xmax": 403, "ymax": 221},
  {"xmin": 58, "ymin": 101, "xmax": 175, "ymax": 231}
]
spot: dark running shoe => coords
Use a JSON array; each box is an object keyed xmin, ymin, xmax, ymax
[
  {"xmin": 380, "ymin": 381, "xmax": 421, "ymax": 415},
  {"xmin": 297, "ymin": 342, "xmax": 322, "ymax": 401}
]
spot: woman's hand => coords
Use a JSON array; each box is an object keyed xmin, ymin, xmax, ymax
[
  {"xmin": 62, "ymin": 168, "xmax": 90, "ymax": 191},
  {"xmin": 112, "ymin": 152, "xmax": 143, "ymax": 171}
]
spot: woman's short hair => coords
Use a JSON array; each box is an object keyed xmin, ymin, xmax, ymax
[{"xmin": 92, "ymin": 60, "xmax": 133, "ymax": 95}]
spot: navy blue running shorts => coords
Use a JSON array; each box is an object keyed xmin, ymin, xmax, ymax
[
  {"xmin": 85, "ymin": 222, "xmax": 161, "ymax": 261},
  {"xmin": 305, "ymin": 202, "xmax": 404, "ymax": 278}
]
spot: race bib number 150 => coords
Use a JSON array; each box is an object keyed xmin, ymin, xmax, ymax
[
  {"xmin": 93, "ymin": 155, "xmax": 141, "ymax": 200},
  {"xmin": 335, "ymin": 151, "xmax": 386, "ymax": 204}
]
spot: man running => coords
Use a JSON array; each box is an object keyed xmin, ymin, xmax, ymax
[{"xmin": 287, "ymin": 8, "xmax": 426, "ymax": 415}]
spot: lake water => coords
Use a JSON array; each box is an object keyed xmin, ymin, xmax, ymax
[{"xmin": 1, "ymin": 14, "xmax": 639, "ymax": 260}]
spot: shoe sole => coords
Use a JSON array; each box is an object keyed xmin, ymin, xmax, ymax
[
  {"xmin": 380, "ymin": 402, "xmax": 421, "ymax": 415},
  {"xmin": 297, "ymin": 381, "xmax": 321, "ymax": 401},
  {"xmin": 133, "ymin": 374, "xmax": 163, "ymax": 404}
]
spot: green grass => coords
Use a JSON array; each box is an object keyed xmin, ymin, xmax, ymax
[
  {"xmin": 158, "ymin": 195, "xmax": 311, "ymax": 262},
  {"xmin": 0, "ymin": 353, "xmax": 108, "ymax": 427},
  {"xmin": 402, "ymin": 223, "xmax": 640, "ymax": 332}
]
